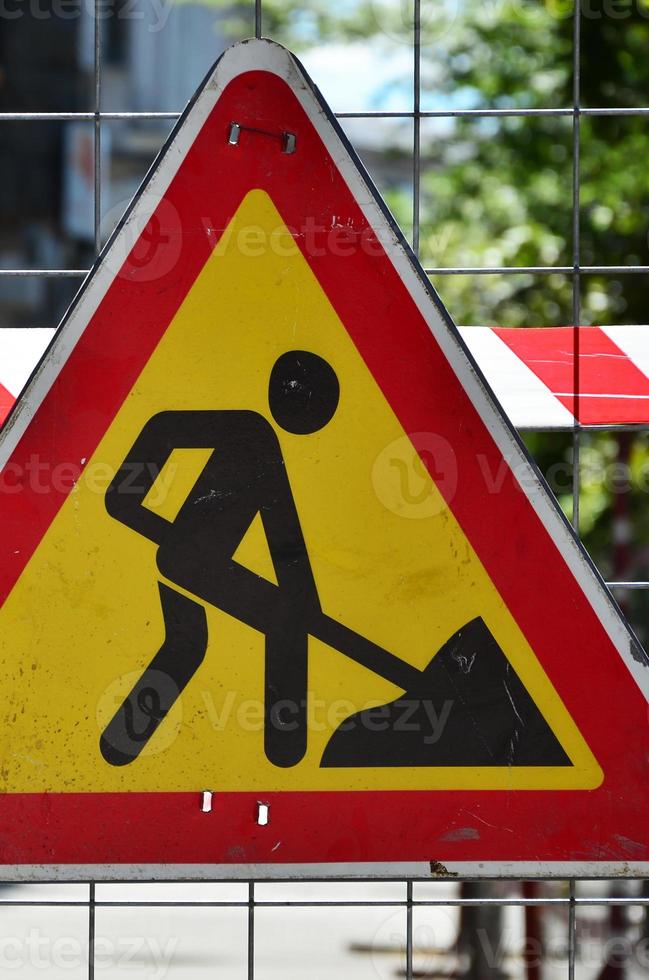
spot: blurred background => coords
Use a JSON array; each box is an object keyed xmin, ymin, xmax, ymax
[{"xmin": 1, "ymin": 1, "xmax": 649, "ymax": 977}]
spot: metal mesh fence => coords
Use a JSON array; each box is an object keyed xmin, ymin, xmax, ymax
[
  {"xmin": 0, "ymin": 0, "xmax": 648, "ymax": 976},
  {"xmin": 0, "ymin": 878, "xmax": 645, "ymax": 977}
]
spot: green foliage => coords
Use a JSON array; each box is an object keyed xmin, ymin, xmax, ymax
[
  {"xmin": 203, "ymin": 0, "xmax": 382, "ymax": 47},
  {"xmin": 417, "ymin": 1, "xmax": 649, "ymax": 329}
]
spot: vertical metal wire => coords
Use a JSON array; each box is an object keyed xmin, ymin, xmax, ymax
[
  {"xmin": 248, "ymin": 881, "xmax": 255, "ymax": 980},
  {"xmin": 88, "ymin": 882, "xmax": 96, "ymax": 980},
  {"xmin": 93, "ymin": 0, "xmax": 102, "ymax": 257},
  {"xmin": 571, "ymin": 0, "xmax": 581, "ymax": 533},
  {"xmin": 413, "ymin": 0, "xmax": 421, "ymax": 257},
  {"xmin": 406, "ymin": 880, "xmax": 414, "ymax": 980},
  {"xmin": 568, "ymin": 880, "xmax": 577, "ymax": 980},
  {"xmin": 254, "ymin": 0, "xmax": 262, "ymax": 39}
]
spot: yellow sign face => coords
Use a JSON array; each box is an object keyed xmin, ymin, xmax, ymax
[{"xmin": 0, "ymin": 190, "xmax": 601, "ymax": 793}]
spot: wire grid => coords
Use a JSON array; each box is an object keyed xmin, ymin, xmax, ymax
[
  {"xmin": 0, "ymin": 879, "xmax": 647, "ymax": 979},
  {"xmin": 0, "ymin": 1, "xmax": 647, "ymax": 977}
]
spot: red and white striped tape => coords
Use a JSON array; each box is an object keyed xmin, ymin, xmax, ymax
[
  {"xmin": 1, "ymin": 325, "xmax": 649, "ymax": 429},
  {"xmin": 462, "ymin": 326, "xmax": 649, "ymax": 428},
  {"xmin": 0, "ymin": 329, "xmax": 53, "ymax": 427}
]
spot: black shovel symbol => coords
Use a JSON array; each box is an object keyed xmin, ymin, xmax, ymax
[
  {"xmin": 98, "ymin": 350, "xmax": 571, "ymax": 771},
  {"xmin": 317, "ymin": 614, "xmax": 571, "ymax": 768}
]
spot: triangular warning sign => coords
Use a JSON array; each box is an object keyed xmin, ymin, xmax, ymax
[{"xmin": 1, "ymin": 39, "xmax": 648, "ymax": 877}]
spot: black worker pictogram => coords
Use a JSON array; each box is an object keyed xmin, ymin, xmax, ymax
[{"xmin": 99, "ymin": 350, "xmax": 572, "ymax": 771}]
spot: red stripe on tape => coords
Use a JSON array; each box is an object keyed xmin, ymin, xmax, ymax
[{"xmin": 495, "ymin": 326, "xmax": 649, "ymax": 424}]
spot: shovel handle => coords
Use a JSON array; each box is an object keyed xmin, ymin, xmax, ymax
[{"xmin": 312, "ymin": 612, "xmax": 422, "ymax": 691}]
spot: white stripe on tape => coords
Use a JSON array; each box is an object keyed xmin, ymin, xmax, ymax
[
  {"xmin": 459, "ymin": 326, "xmax": 576, "ymax": 429},
  {"xmin": 600, "ymin": 325, "xmax": 649, "ymax": 384},
  {"xmin": 0, "ymin": 328, "xmax": 56, "ymax": 397}
]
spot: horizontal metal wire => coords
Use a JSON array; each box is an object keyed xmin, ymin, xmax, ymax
[
  {"xmin": 425, "ymin": 266, "xmax": 649, "ymax": 276},
  {"xmin": 0, "ymin": 894, "xmax": 647, "ymax": 908},
  {"xmin": 606, "ymin": 581, "xmax": 649, "ymax": 589},
  {"xmin": 342, "ymin": 107, "xmax": 649, "ymax": 118},
  {"xmin": 3, "ymin": 265, "xmax": 649, "ymax": 279},
  {"xmin": 0, "ymin": 112, "xmax": 180, "ymax": 121},
  {"xmin": 521, "ymin": 424, "xmax": 649, "ymax": 432},
  {"xmin": 0, "ymin": 269, "xmax": 87, "ymax": 277},
  {"xmin": 2, "ymin": 106, "xmax": 649, "ymax": 122}
]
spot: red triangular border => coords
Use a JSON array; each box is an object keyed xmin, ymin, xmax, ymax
[{"xmin": 0, "ymin": 40, "xmax": 647, "ymax": 876}]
